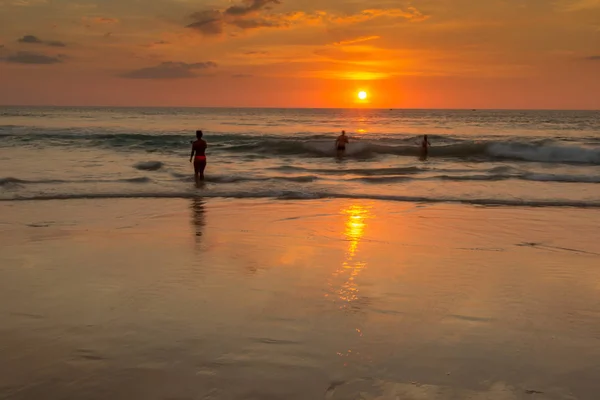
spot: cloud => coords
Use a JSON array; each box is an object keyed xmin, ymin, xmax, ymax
[
  {"xmin": 1, "ymin": 0, "xmax": 46, "ymax": 6},
  {"xmin": 187, "ymin": 0, "xmax": 299, "ymax": 35},
  {"xmin": 187, "ymin": 2, "xmax": 427, "ymax": 36},
  {"xmin": 142, "ymin": 40, "xmax": 171, "ymax": 48},
  {"xmin": 329, "ymin": 7, "xmax": 428, "ymax": 24},
  {"xmin": 94, "ymin": 17, "xmax": 118, "ymax": 24},
  {"xmin": 586, "ymin": 55, "xmax": 600, "ymax": 60},
  {"xmin": 230, "ymin": 18, "xmax": 281, "ymax": 29},
  {"xmin": 244, "ymin": 50, "xmax": 269, "ymax": 55},
  {"xmin": 18, "ymin": 35, "xmax": 42, "ymax": 44},
  {"xmin": 17, "ymin": 35, "xmax": 66, "ymax": 47},
  {"xmin": 561, "ymin": 0, "xmax": 600, "ymax": 11},
  {"xmin": 85, "ymin": 17, "xmax": 119, "ymax": 24},
  {"xmin": 4, "ymin": 51, "xmax": 63, "ymax": 64},
  {"xmin": 224, "ymin": 0, "xmax": 280, "ymax": 16},
  {"xmin": 187, "ymin": 10, "xmax": 225, "ymax": 35},
  {"xmin": 81, "ymin": 16, "xmax": 119, "ymax": 28},
  {"xmin": 334, "ymin": 35, "xmax": 380, "ymax": 46},
  {"xmin": 121, "ymin": 61, "xmax": 217, "ymax": 79},
  {"xmin": 232, "ymin": 73, "xmax": 253, "ymax": 78}
]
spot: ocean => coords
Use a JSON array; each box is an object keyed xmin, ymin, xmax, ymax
[{"xmin": 1, "ymin": 107, "xmax": 599, "ymax": 207}]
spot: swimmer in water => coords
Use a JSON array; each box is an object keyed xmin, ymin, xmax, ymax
[
  {"xmin": 189, "ymin": 130, "xmax": 207, "ymax": 184},
  {"xmin": 420, "ymin": 134, "xmax": 431, "ymax": 159},
  {"xmin": 335, "ymin": 130, "xmax": 349, "ymax": 155}
]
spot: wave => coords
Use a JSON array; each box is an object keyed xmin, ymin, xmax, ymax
[
  {"xmin": 205, "ymin": 175, "xmax": 318, "ymax": 183},
  {"xmin": 1, "ymin": 174, "xmax": 318, "ymax": 187},
  {"xmin": 522, "ymin": 173, "xmax": 600, "ymax": 183},
  {"xmin": 134, "ymin": 161, "xmax": 164, "ymax": 171},
  {"xmin": 270, "ymin": 165, "xmax": 425, "ymax": 175},
  {"xmin": 2, "ymin": 127, "xmax": 599, "ymax": 164},
  {"xmin": 232, "ymin": 140, "xmax": 600, "ymax": 164},
  {"xmin": 145, "ymin": 137, "xmax": 600, "ymax": 164},
  {"xmin": 487, "ymin": 143, "xmax": 600, "ymax": 164},
  {"xmin": 3, "ymin": 169, "xmax": 598, "ymax": 188},
  {"xmin": 354, "ymin": 173, "xmax": 600, "ymax": 184},
  {"xmin": 0, "ymin": 177, "xmax": 28, "ymax": 187},
  {"xmin": 3, "ymin": 190, "xmax": 599, "ymax": 208},
  {"xmin": 0, "ymin": 177, "xmax": 152, "ymax": 186},
  {"xmin": 170, "ymin": 174, "xmax": 319, "ymax": 183}
]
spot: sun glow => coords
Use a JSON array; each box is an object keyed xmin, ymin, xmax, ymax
[{"xmin": 357, "ymin": 91, "xmax": 368, "ymax": 100}]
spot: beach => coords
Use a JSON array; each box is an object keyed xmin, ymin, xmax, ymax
[
  {"xmin": 1, "ymin": 198, "xmax": 600, "ymax": 399},
  {"xmin": 1, "ymin": 106, "xmax": 599, "ymax": 398},
  {"xmin": 2, "ymin": 0, "xmax": 600, "ymax": 394}
]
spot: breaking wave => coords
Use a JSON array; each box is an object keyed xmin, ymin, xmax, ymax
[
  {"xmin": 2, "ymin": 128, "xmax": 599, "ymax": 164},
  {"xmin": 0, "ymin": 177, "xmax": 152, "ymax": 186},
  {"xmin": 232, "ymin": 140, "xmax": 600, "ymax": 164}
]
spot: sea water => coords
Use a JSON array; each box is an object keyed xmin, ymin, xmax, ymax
[{"xmin": 1, "ymin": 107, "xmax": 599, "ymax": 207}]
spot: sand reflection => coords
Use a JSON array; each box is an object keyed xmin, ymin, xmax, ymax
[
  {"xmin": 330, "ymin": 203, "xmax": 371, "ymax": 309},
  {"xmin": 190, "ymin": 197, "xmax": 206, "ymax": 245}
]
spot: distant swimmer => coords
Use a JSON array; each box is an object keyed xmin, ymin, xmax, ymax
[
  {"xmin": 335, "ymin": 130, "xmax": 349, "ymax": 155},
  {"xmin": 420, "ymin": 134, "xmax": 431, "ymax": 159},
  {"xmin": 189, "ymin": 130, "xmax": 207, "ymax": 184}
]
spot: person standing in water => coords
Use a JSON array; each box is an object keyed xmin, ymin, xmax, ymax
[
  {"xmin": 420, "ymin": 134, "xmax": 431, "ymax": 159},
  {"xmin": 335, "ymin": 130, "xmax": 349, "ymax": 155},
  {"xmin": 189, "ymin": 130, "xmax": 207, "ymax": 184}
]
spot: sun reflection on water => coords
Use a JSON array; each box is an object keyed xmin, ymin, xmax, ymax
[
  {"xmin": 330, "ymin": 204, "xmax": 372, "ymax": 307},
  {"xmin": 327, "ymin": 203, "xmax": 373, "ymax": 365}
]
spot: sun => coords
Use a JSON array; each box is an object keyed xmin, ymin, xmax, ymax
[{"xmin": 357, "ymin": 91, "xmax": 368, "ymax": 100}]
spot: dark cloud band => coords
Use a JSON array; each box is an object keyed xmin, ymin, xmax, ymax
[
  {"xmin": 4, "ymin": 51, "xmax": 63, "ymax": 64},
  {"xmin": 121, "ymin": 61, "xmax": 217, "ymax": 79},
  {"xmin": 17, "ymin": 35, "xmax": 66, "ymax": 47}
]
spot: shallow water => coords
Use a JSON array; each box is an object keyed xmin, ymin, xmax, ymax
[
  {"xmin": 1, "ymin": 107, "xmax": 599, "ymax": 206},
  {"xmin": 2, "ymin": 108, "xmax": 600, "ymax": 399}
]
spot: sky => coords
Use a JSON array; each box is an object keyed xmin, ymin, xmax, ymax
[{"xmin": 0, "ymin": 0, "xmax": 599, "ymax": 109}]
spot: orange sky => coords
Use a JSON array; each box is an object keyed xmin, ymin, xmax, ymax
[{"xmin": 0, "ymin": 0, "xmax": 599, "ymax": 109}]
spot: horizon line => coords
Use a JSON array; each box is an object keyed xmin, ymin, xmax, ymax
[{"xmin": 0, "ymin": 104, "xmax": 599, "ymax": 112}]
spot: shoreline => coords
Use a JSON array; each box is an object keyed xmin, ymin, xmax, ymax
[{"xmin": 2, "ymin": 192, "xmax": 600, "ymax": 208}]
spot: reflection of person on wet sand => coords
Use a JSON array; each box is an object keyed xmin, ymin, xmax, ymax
[
  {"xmin": 190, "ymin": 197, "xmax": 206, "ymax": 242},
  {"xmin": 419, "ymin": 134, "xmax": 431, "ymax": 160}
]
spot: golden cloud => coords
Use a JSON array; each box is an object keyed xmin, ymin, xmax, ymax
[
  {"xmin": 334, "ymin": 36, "xmax": 381, "ymax": 46},
  {"xmin": 327, "ymin": 7, "xmax": 429, "ymax": 24},
  {"xmin": 560, "ymin": 0, "xmax": 600, "ymax": 11},
  {"xmin": 187, "ymin": 1, "xmax": 428, "ymax": 36},
  {"xmin": 83, "ymin": 17, "xmax": 119, "ymax": 25}
]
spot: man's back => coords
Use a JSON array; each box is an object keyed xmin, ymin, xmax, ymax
[{"xmin": 336, "ymin": 135, "xmax": 348, "ymax": 145}]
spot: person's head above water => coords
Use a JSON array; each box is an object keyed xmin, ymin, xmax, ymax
[
  {"xmin": 196, "ymin": 130, "xmax": 203, "ymax": 139},
  {"xmin": 341, "ymin": 130, "xmax": 346, "ymax": 135}
]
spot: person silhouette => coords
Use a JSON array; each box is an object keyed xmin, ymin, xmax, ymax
[
  {"xmin": 189, "ymin": 130, "xmax": 207, "ymax": 184},
  {"xmin": 335, "ymin": 130, "xmax": 349, "ymax": 156},
  {"xmin": 419, "ymin": 134, "xmax": 431, "ymax": 159}
]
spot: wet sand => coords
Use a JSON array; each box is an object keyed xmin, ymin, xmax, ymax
[{"xmin": 1, "ymin": 198, "xmax": 599, "ymax": 399}]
